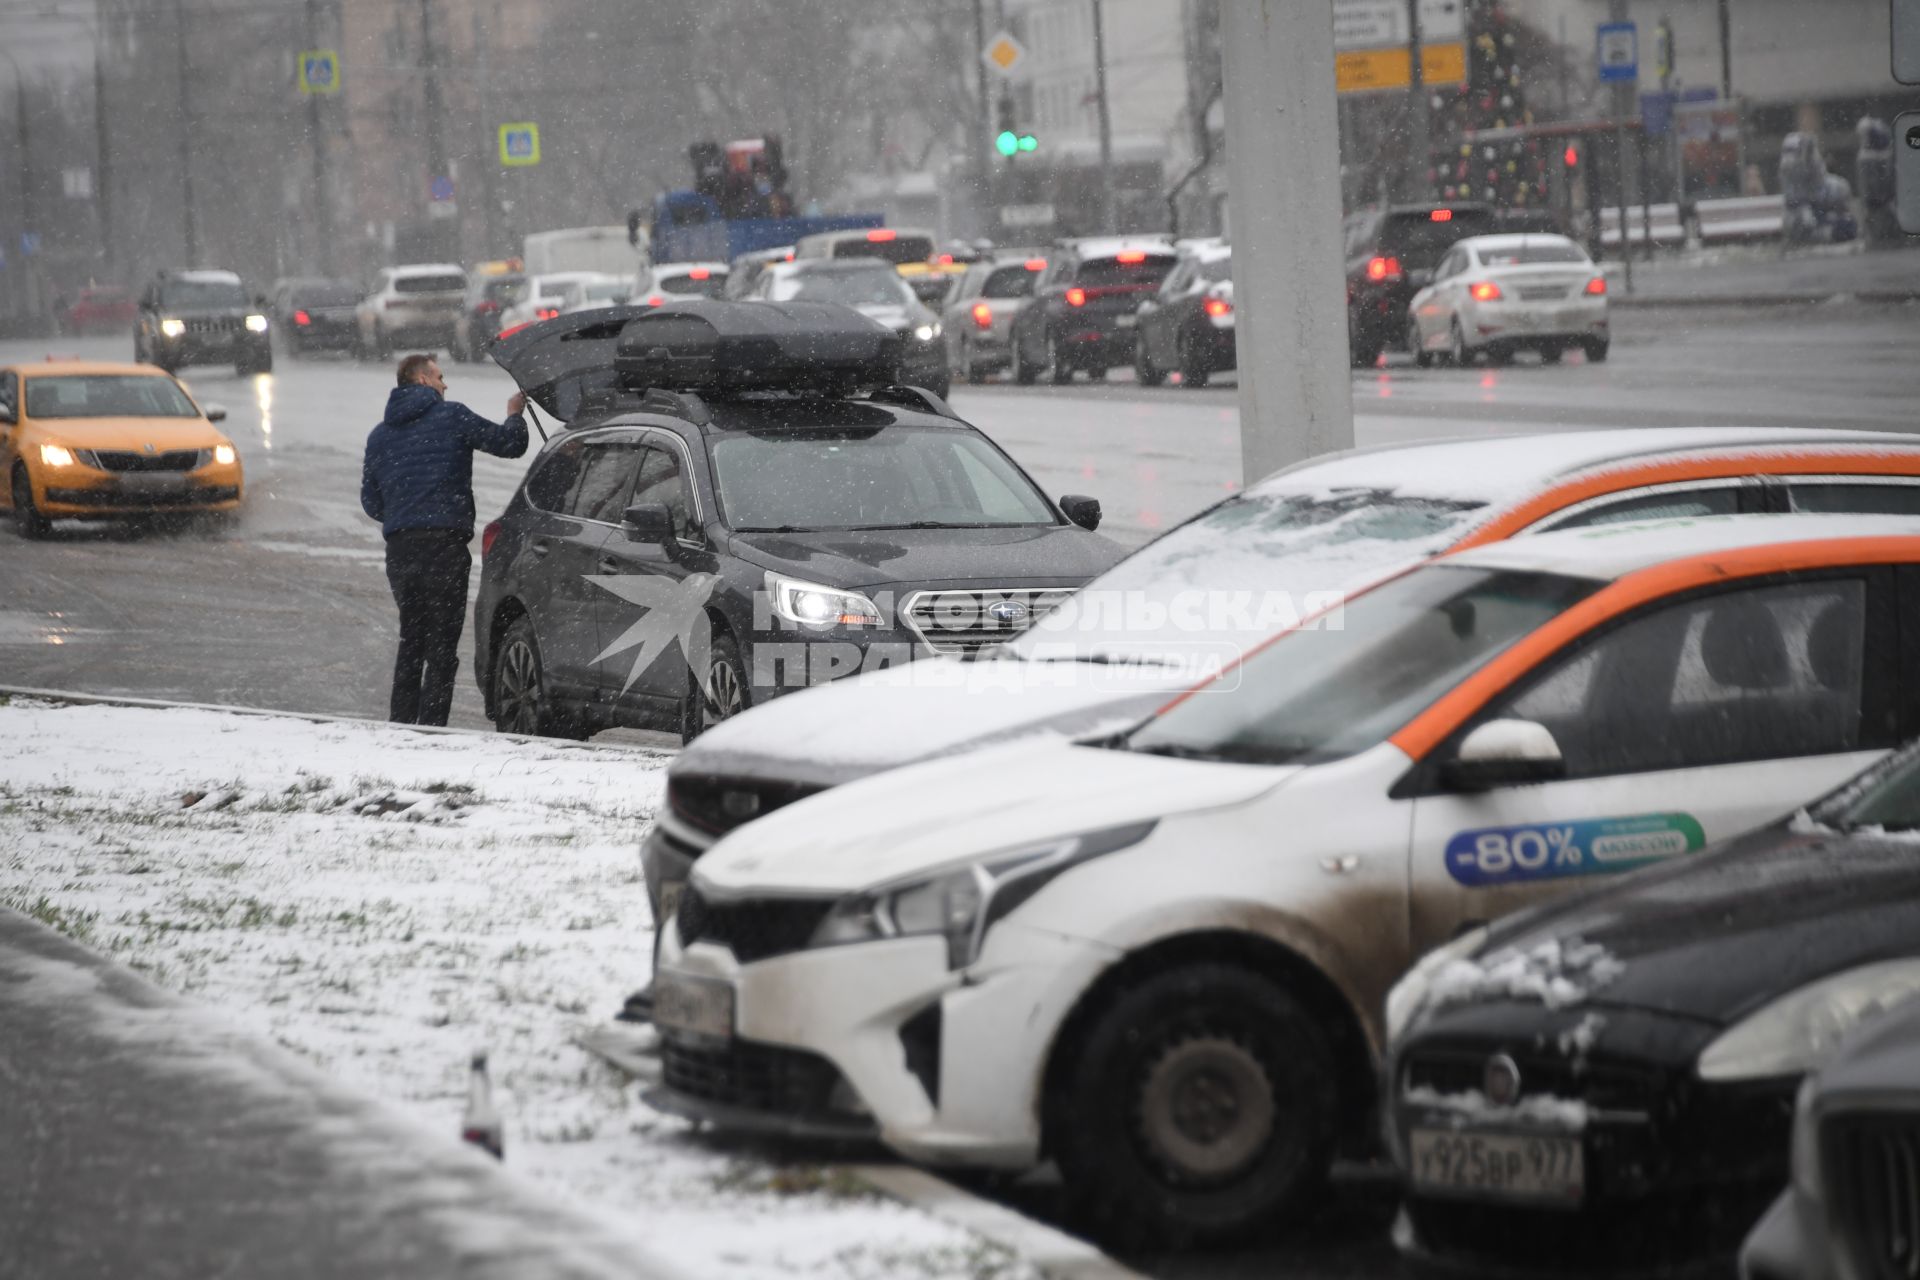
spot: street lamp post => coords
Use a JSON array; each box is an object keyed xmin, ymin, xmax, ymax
[
  {"xmin": 172, "ymin": 0, "xmax": 199, "ymax": 264},
  {"xmin": 0, "ymin": 11, "xmax": 114, "ymax": 274},
  {"xmin": 0, "ymin": 48, "xmax": 40, "ymax": 317}
]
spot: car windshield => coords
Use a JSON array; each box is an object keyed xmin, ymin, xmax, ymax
[
  {"xmin": 1379, "ymin": 211, "xmax": 1499, "ymax": 268},
  {"xmin": 295, "ymin": 282, "xmax": 361, "ymax": 306},
  {"xmin": 771, "ymin": 269, "xmax": 913, "ymax": 308},
  {"xmin": 711, "ymin": 425, "xmax": 1056, "ymax": 531},
  {"xmin": 160, "ymin": 279, "xmax": 247, "ymax": 309},
  {"xmin": 1124, "ymin": 566, "xmax": 1598, "ymax": 767},
  {"xmin": 979, "ymin": 266, "xmax": 1039, "ymax": 299},
  {"xmin": 26, "ymin": 375, "xmax": 200, "ymax": 419},
  {"xmin": 483, "ymin": 279, "xmax": 527, "ymax": 304},
  {"xmin": 395, "ymin": 274, "xmax": 466, "ymax": 294},
  {"xmin": 657, "ymin": 270, "xmax": 727, "ymax": 297},
  {"xmin": 1819, "ymin": 747, "xmax": 1920, "ymax": 832},
  {"xmin": 1477, "ymin": 241, "xmax": 1589, "ymax": 266}
]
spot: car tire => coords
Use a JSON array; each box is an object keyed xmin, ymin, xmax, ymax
[
  {"xmin": 1583, "ymin": 337, "xmax": 1610, "ymax": 363},
  {"xmin": 1407, "ymin": 319, "xmax": 1435, "ymax": 368},
  {"xmin": 1133, "ymin": 335, "xmax": 1165, "ymax": 387},
  {"xmin": 680, "ymin": 628, "xmax": 749, "ymax": 745},
  {"xmin": 1540, "ymin": 344, "xmax": 1564, "ymax": 365},
  {"xmin": 11, "ymin": 464, "xmax": 50, "ymax": 540},
  {"xmin": 1049, "ymin": 962, "xmax": 1338, "ymax": 1249},
  {"xmin": 1047, "ymin": 332, "xmax": 1072, "ymax": 385},
  {"xmin": 1449, "ymin": 319, "xmax": 1476, "ymax": 368},
  {"xmin": 960, "ymin": 338, "xmax": 988, "ymax": 385},
  {"xmin": 491, "ymin": 616, "xmax": 588, "ymax": 740},
  {"xmin": 1349, "ymin": 338, "xmax": 1383, "ymax": 369},
  {"xmin": 1178, "ymin": 332, "xmax": 1210, "ymax": 388},
  {"xmin": 1012, "ymin": 334, "xmax": 1039, "ymax": 385}
]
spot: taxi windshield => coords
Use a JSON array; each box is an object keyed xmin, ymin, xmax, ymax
[
  {"xmin": 1126, "ymin": 566, "xmax": 1597, "ymax": 766},
  {"xmin": 26, "ymin": 375, "xmax": 201, "ymax": 419}
]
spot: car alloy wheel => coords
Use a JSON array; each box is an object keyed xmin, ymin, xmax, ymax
[
  {"xmin": 493, "ymin": 618, "xmax": 586, "ymax": 739},
  {"xmin": 11, "ymin": 465, "xmax": 50, "ymax": 540},
  {"xmin": 1048, "ymin": 332, "xmax": 1072, "ymax": 384},
  {"xmin": 1449, "ymin": 319, "xmax": 1475, "ymax": 368},
  {"xmin": 1137, "ymin": 1035, "xmax": 1276, "ymax": 1182},
  {"xmin": 1178, "ymin": 332, "xmax": 1210, "ymax": 388},
  {"xmin": 682, "ymin": 631, "xmax": 748, "ymax": 744}
]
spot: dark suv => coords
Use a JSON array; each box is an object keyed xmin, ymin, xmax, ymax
[
  {"xmin": 1344, "ymin": 203, "xmax": 1497, "ymax": 367},
  {"xmin": 134, "ymin": 269, "xmax": 273, "ymax": 375},
  {"xmin": 476, "ymin": 302, "xmax": 1120, "ymax": 743},
  {"xmin": 1009, "ymin": 238, "xmax": 1177, "ymax": 384}
]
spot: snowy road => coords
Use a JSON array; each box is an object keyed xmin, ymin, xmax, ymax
[{"xmin": 3, "ymin": 299, "xmax": 1915, "ymax": 728}]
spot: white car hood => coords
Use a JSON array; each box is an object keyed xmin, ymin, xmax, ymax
[{"xmin": 694, "ymin": 737, "xmax": 1294, "ymax": 896}]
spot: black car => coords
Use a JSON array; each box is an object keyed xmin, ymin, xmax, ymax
[
  {"xmin": 1344, "ymin": 202, "xmax": 1497, "ymax": 367},
  {"xmin": 1386, "ymin": 738, "xmax": 1920, "ymax": 1277},
  {"xmin": 134, "ymin": 269, "xmax": 273, "ymax": 375},
  {"xmin": 275, "ymin": 277, "xmax": 362, "ymax": 355},
  {"xmin": 1009, "ymin": 238, "xmax": 1177, "ymax": 384},
  {"xmin": 475, "ymin": 302, "xmax": 1119, "ymax": 743},
  {"xmin": 1132, "ymin": 242, "xmax": 1234, "ymax": 388},
  {"xmin": 739, "ymin": 259, "xmax": 950, "ymax": 398}
]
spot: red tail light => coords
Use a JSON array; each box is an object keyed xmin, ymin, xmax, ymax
[
  {"xmin": 1429, "ymin": 208, "xmax": 1454, "ymax": 223},
  {"xmin": 644, "ymin": 294, "xmax": 666, "ymax": 307},
  {"xmin": 936, "ymin": 253, "xmax": 954, "ymax": 266},
  {"xmin": 384, "ymin": 298, "xmax": 404, "ymax": 309},
  {"xmin": 293, "ymin": 309, "xmax": 311, "ymax": 326},
  {"xmin": 1470, "ymin": 281, "xmax": 1503, "ymax": 302},
  {"xmin": 474, "ymin": 300, "xmax": 500, "ymax": 314},
  {"xmin": 1365, "ymin": 255, "xmax": 1402, "ymax": 282},
  {"xmin": 1202, "ymin": 296, "xmax": 1233, "ymax": 318},
  {"xmin": 784, "ymin": 250, "xmax": 795, "ymax": 261},
  {"xmin": 481, "ymin": 519, "xmax": 502, "ymax": 558},
  {"xmin": 866, "ymin": 229, "xmax": 897, "ymax": 242},
  {"xmin": 1114, "ymin": 250, "xmax": 1147, "ymax": 263},
  {"xmin": 536, "ymin": 307, "xmax": 560, "ymax": 321},
  {"xmin": 1065, "ymin": 287, "xmax": 1087, "ymax": 307},
  {"xmin": 688, "ymin": 267, "xmax": 711, "ymax": 280},
  {"xmin": 496, "ymin": 321, "xmax": 533, "ymax": 341},
  {"xmin": 1585, "ymin": 276, "xmax": 1608, "ymax": 295},
  {"xmin": 971, "ymin": 301, "xmax": 993, "ymax": 328},
  {"xmin": 1024, "ymin": 258, "xmax": 1047, "ymax": 272}
]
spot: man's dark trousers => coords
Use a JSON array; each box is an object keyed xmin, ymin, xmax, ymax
[{"xmin": 384, "ymin": 529, "xmax": 471, "ymax": 726}]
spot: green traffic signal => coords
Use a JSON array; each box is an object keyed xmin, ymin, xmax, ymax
[
  {"xmin": 995, "ymin": 130, "xmax": 1019, "ymax": 157},
  {"xmin": 1018, "ymin": 134, "xmax": 1037, "ymax": 152}
]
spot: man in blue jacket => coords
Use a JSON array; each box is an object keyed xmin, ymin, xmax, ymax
[{"xmin": 361, "ymin": 353, "xmax": 529, "ymax": 725}]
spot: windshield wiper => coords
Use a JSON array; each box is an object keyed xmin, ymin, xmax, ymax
[
  {"xmin": 846, "ymin": 521, "xmax": 993, "ymax": 531},
  {"xmin": 1128, "ymin": 741, "xmax": 1225, "ymax": 761},
  {"xmin": 732, "ymin": 525, "xmax": 811, "ymax": 533}
]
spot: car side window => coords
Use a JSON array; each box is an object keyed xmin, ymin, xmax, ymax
[
  {"xmin": 524, "ymin": 437, "xmax": 587, "ymax": 513},
  {"xmin": 1538, "ymin": 486, "xmax": 1743, "ymax": 531},
  {"xmin": 631, "ymin": 442, "xmax": 696, "ymax": 540},
  {"xmin": 1489, "ymin": 578, "xmax": 1868, "ymax": 780},
  {"xmin": 571, "ymin": 442, "xmax": 645, "ymax": 523},
  {"xmin": 1788, "ymin": 482, "xmax": 1920, "ymax": 517}
]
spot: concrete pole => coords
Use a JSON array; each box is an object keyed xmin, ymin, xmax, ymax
[
  {"xmin": 304, "ymin": 0, "xmax": 334, "ymax": 274},
  {"xmin": 1405, "ymin": 0, "xmax": 1430, "ymax": 202},
  {"xmin": 1091, "ymin": 0, "xmax": 1116, "ymax": 233},
  {"xmin": 173, "ymin": 0, "xmax": 198, "ymax": 265},
  {"xmin": 1220, "ymin": 0, "xmax": 1353, "ymax": 484}
]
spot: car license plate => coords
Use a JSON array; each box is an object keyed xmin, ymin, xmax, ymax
[
  {"xmin": 116, "ymin": 473, "xmax": 190, "ymax": 497},
  {"xmin": 1408, "ymin": 1128, "xmax": 1584, "ymax": 1204},
  {"xmin": 653, "ymin": 971, "xmax": 733, "ymax": 1041},
  {"xmin": 658, "ymin": 879, "xmax": 685, "ymax": 930}
]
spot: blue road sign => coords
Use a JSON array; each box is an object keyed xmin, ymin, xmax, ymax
[
  {"xmin": 298, "ymin": 49, "xmax": 340, "ymax": 96},
  {"xmin": 499, "ymin": 123, "xmax": 541, "ymax": 167},
  {"xmin": 429, "ymin": 175, "xmax": 456, "ymax": 202},
  {"xmin": 20, "ymin": 232, "xmax": 40, "ymax": 257},
  {"xmin": 1597, "ymin": 21, "xmax": 1638, "ymax": 82}
]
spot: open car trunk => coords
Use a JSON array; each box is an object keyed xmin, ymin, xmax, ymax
[{"xmin": 488, "ymin": 305, "xmax": 660, "ymax": 421}]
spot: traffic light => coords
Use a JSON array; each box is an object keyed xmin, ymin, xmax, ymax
[
  {"xmin": 1017, "ymin": 133, "xmax": 1038, "ymax": 152},
  {"xmin": 1563, "ymin": 144, "xmax": 1580, "ymax": 169},
  {"xmin": 996, "ymin": 130, "xmax": 1019, "ymax": 157},
  {"xmin": 993, "ymin": 94, "xmax": 1037, "ymax": 158}
]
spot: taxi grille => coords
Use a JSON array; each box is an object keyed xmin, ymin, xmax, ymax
[
  {"xmin": 676, "ymin": 888, "xmax": 834, "ymax": 964},
  {"xmin": 84, "ymin": 449, "xmax": 203, "ymax": 473},
  {"xmin": 661, "ymin": 1037, "xmax": 845, "ymax": 1117},
  {"xmin": 903, "ymin": 588, "xmax": 1074, "ymax": 656},
  {"xmin": 1401, "ymin": 1047, "xmax": 1657, "ymax": 1115},
  {"xmin": 1825, "ymin": 1112, "xmax": 1920, "ymax": 1280}
]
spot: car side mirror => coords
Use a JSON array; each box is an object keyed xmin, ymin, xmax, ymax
[
  {"xmin": 1060, "ymin": 494, "xmax": 1102, "ymax": 531},
  {"xmin": 621, "ymin": 501, "xmax": 673, "ymax": 542},
  {"xmin": 0, "ymin": 403, "xmax": 14, "ymax": 425},
  {"xmin": 204, "ymin": 405, "xmax": 228, "ymax": 423},
  {"xmin": 1441, "ymin": 719, "xmax": 1566, "ymax": 791}
]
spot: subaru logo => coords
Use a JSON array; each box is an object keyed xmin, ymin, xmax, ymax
[
  {"xmin": 986, "ymin": 599, "xmax": 1031, "ymax": 626},
  {"xmin": 1483, "ymin": 1054, "xmax": 1522, "ymax": 1107}
]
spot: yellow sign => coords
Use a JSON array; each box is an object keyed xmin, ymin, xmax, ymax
[
  {"xmin": 1335, "ymin": 42, "xmax": 1467, "ymax": 94},
  {"xmin": 498, "ymin": 123, "xmax": 541, "ymax": 167},
  {"xmin": 981, "ymin": 30, "xmax": 1028, "ymax": 77},
  {"xmin": 297, "ymin": 49, "xmax": 340, "ymax": 96}
]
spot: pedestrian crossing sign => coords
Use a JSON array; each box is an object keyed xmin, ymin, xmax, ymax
[
  {"xmin": 298, "ymin": 50, "xmax": 340, "ymax": 96},
  {"xmin": 499, "ymin": 124, "xmax": 541, "ymax": 168}
]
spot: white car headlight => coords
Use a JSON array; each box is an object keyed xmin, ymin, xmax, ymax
[
  {"xmin": 159, "ymin": 318, "xmax": 186, "ymax": 338},
  {"xmin": 213, "ymin": 443, "xmax": 237, "ymax": 466},
  {"xmin": 244, "ymin": 314, "xmax": 269, "ymax": 333},
  {"xmin": 1385, "ymin": 925, "xmax": 1491, "ymax": 1046},
  {"xmin": 39, "ymin": 443, "xmax": 78, "ymax": 468},
  {"xmin": 1697, "ymin": 960, "xmax": 1920, "ymax": 1082},
  {"xmin": 764, "ymin": 571, "xmax": 882, "ymax": 628},
  {"xmin": 914, "ymin": 323, "xmax": 941, "ymax": 342},
  {"xmin": 810, "ymin": 822, "xmax": 1158, "ymax": 969}
]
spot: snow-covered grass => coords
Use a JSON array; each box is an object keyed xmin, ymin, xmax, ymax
[{"xmin": 0, "ymin": 698, "xmax": 1040, "ymax": 1280}]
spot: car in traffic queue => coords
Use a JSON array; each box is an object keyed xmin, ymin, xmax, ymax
[
  {"xmin": 556, "ymin": 275, "xmax": 631, "ymax": 316},
  {"xmin": 649, "ymin": 517, "xmax": 1920, "ymax": 1248},
  {"xmin": 1389, "ymin": 732, "xmax": 1920, "ymax": 1277},
  {"xmin": 134, "ymin": 269, "xmax": 273, "ymax": 376},
  {"xmin": 1132, "ymin": 241, "xmax": 1234, "ymax": 388},
  {"xmin": 941, "ymin": 253, "xmax": 1046, "ymax": 384},
  {"xmin": 721, "ymin": 246, "xmax": 795, "ymax": 300},
  {"xmin": 1, "ymin": 360, "xmax": 242, "ymax": 539},
  {"xmin": 274, "ymin": 277, "xmax": 363, "ymax": 356},
  {"xmin": 60, "ymin": 285, "xmax": 137, "ymax": 336},
  {"xmin": 739, "ymin": 259, "xmax": 951, "ymax": 399},
  {"xmin": 494, "ymin": 270, "xmax": 609, "ymax": 338},
  {"xmin": 896, "ymin": 260, "xmax": 968, "ymax": 310},
  {"xmin": 475, "ymin": 301, "xmax": 1118, "ymax": 742},
  {"xmin": 1406, "ymin": 233, "xmax": 1610, "ymax": 368},
  {"xmin": 793, "ymin": 226, "xmax": 938, "ymax": 267},
  {"xmin": 643, "ymin": 427, "xmax": 1920, "ymax": 960},
  {"xmin": 1345, "ymin": 202, "xmax": 1499, "ymax": 367},
  {"xmin": 353, "ymin": 264, "xmax": 468, "ymax": 359},
  {"xmin": 450, "ymin": 272, "xmax": 527, "ymax": 363},
  {"xmin": 1008, "ymin": 237, "xmax": 1178, "ymax": 384},
  {"xmin": 631, "ymin": 261, "xmax": 731, "ymax": 307}
]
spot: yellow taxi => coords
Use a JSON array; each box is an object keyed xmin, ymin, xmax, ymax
[{"xmin": 0, "ymin": 360, "xmax": 243, "ymax": 539}]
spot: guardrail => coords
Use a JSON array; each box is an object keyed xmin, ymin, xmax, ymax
[
  {"xmin": 1598, "ymin": 203, "xmax": 1687, "ymax": 248},
  {"xmin": 1694, "ymin": 194, "xmax": 1786, "ymax": 243}
]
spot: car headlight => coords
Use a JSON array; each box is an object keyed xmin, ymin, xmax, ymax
[
  {"xmin": 764, "ymin": 571, "xmax": 882, "ymax": 628},
  {"xmin": 212, "ymin": 443, "xmax": 237, "ymax": 466},
  {"xmin": 810, "ymin": 821, "xmax": 1158, "ymax": 969},
  {"xmin": 914, "ymin": 323, "xmax": 941, "ymax": 342},
  {"xmin": 1385, "ymin": 925, "xmax": 1491, "ymax": 1046},
  {"xmin": 39, "ymin": 443, "xmax": 77, "ymax": 468},
  {"xmin": 159, "ymin": 318, "xmax": 186, "ymax": 338},
  {"xmin": 1697, "ymin": 959, "xmax": 1920, "ymax": 1082},
  {"xmin": 244, "ymin": 314, "xmax": 269, "ymax": 333}
]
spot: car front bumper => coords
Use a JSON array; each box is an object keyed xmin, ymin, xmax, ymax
[
  {"xmin": 151, "ymin": 331, "xmax": 270, "ymax": 365},
  {"xmin": 32, "ymin": 457, "xmax": 244, "ymax": 516}
]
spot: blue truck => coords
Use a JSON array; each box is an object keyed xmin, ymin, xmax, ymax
[{"xmin": 641, "ymin": 191, "xmax": 882, "ymax": 265}]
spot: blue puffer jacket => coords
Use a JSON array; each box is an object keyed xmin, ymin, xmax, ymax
[{"xmin": 360, "ymin": 384, "xmax": 528, "ymax": 538}]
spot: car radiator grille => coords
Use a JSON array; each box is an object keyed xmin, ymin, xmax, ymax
[
  {"xmin": 676, "ymin": 888, "xmax": 834, "ymax": 964},
  {"xmin": 84, "ymin": 449, "xmax": 204, "ymax": 473},
  {"xmin": 1401, "ymin": 1047, "xmax": 1657, "ymax": 1116},
  {"xmin": 1825, "ymin": 1112, "xmax": 1920, "ymax": 1280},
  {"xmin": 903, "ymin": 588, "xmax": 1075, "ymax": 655},
  {"xmin": 660, "ymin": 1036, "xmax": 845, "ymax": 1116}
]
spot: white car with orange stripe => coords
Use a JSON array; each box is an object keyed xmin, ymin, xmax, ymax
[{"xmin": 653, "ymin": 516, "xmax": 1920, "ymax": 1247}]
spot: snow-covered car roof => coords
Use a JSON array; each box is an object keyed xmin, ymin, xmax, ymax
[
  {"xmin": 1448, "ymin": 512, "xmax": 1920, "ymax": 581},
  {"xmin": 1452, "ymin": 232, "xmax": 1585, "ymax": 254},
  {"xmin": 386, "ymin": 263, "xmax": 465, "ymax": 278},
  {"xmin": 170, "ymin": 269, "xmax": 242, "ymax": 284},
  {"xmin": 1066, "ymin": 236, "xmax": 1177, "ymax": 260}
]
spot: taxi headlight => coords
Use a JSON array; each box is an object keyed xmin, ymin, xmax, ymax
[
  {"xmin": 244, "ymin": 314, "xmax": 269, "ymax": 333},
  {"xmin": 159, "ymin": 318, "xmax": 186, "ymax": 338},
  {"xmin": 914, "ymin": 323, "xmax": 941, "ymax": 342},
  {"xmin": 765, "ymin": 571, "xmax": 882, "ymax": 628},
  {"xmin": 1697, "ymin": 960, "xmax": 1920, "ymax": 1081},
  {"xmin": 810, "ymin": 821, "xmax": 1157, "ymax": 969},
  {"xmin": 39, "ymin": 443, "xmax": 78, "ymax": 468},
  {"xmin": 213, "ymin": 443, "xmax": 237, "ymax": 466},
  {"xmin": 1385, "ymin": 925, "xmax": 1490, "ymax": 1046}
]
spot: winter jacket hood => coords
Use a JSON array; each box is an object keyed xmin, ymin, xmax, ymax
[{"xmin": 382, "ymin": 383, "xmax": 443, "ymax": 428}]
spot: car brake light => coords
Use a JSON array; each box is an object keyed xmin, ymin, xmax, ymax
[
  {"xmin": 1366, "ymin": 255, "xmax": 1402, "ymax": 282},
  {"xmin": 384, "ymin": 298, "xmax": 403, "ymax": 309},
  {"xmin": 475, "ymin": 300, "xmax": 500, "ymax": 314},
  {"xmin": 971, "ymin": 301, "xmax": 993, "ymax": 328},
  {"xmin": 1585, "ymin": 276, "xmax": 1608, "ymax": 295},
  {"xmin": 496, "ymin": 321, "xmax": 533, "ymax": 341},
  {"xmin": 866, "ymin": 229, "xmax": 897, "ymax": 242},
  {"xmin": 1470, "ymin": 281, "xmax": 1503, "ymax": 301},
  {"xmin": 536, "ymin": 307, "xmax": 560, "ymax": 320},
  {"xmin": 1025, "ymin": 259, "xmax": 1047, "ymax": 272},
  {"xmin": 645, "ymin": 294, "xmax": 666, "ymax": 307},
  {"xmin": 1065, "ymin": 287, "xmax": 1087, "ymax": 307},
  {"xmin": 1430, "ymin": 209, "xmax": 1454, "ymax": 222},
  {"xmin": 1203, "ymin": 296, "xmax": 1232, "ymax": 318},
  {"xmin": 481, "ymin": 519, "xmax": 502, "ymax": 558},
  {"xmin": 1115, "ymin": 250, "xmax": 1147, "ymax": 263},
  {"xmin": 293, "ymin": 309, "xmax": 311, "ymax": 326},
  {"xmin": 784, "ymin": 250, "xmax": 795, "ymax": 261},
  {"xmin": 688, "ymin": 267, "xmax": 710, "ymax": 280},
  {"xmin": 936, "ymin": 253, "xmax": 954, "ymax": 266}
]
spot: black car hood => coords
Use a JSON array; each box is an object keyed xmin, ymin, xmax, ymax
[
  {"xmin": 1470, "ymin": 823, "xmax": 1920, "ymax": 1027},
  {"xmin": 727, "ymin": 524, "xmax": 1120, "ymax": 591}
]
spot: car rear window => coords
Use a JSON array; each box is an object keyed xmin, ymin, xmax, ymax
[
  {"xmin": 395, "ymin": 274, "xmax": 466, "ymax": 294},
  {"xmin": 979, "ymin": 266, "xmax": 1039, "ymax": 299},
  {"xmin": 1075, "ymin": 257, "xmax": 1177, "ymax": 289},
  {"xmin": 657, "ymin": 270, "xmax": 728, "ymax": 297},
  {"xmin": 1379, "ymin": 211, "xmax": 1499, "ymax": 268},
  {"xmin": 831, "ymin": 234, "xmax": 936, "ymax": 265},
  {"xmin": 483, "ymin": 278, "xmax": 527, "ymax": 304},
  {"xmin": 295, "ymin": 283, "xmax": 361, "ymax": 306},
  {"xmin": 1477, "ymin": 242, "xmax": 1588, "ymax": 266}
]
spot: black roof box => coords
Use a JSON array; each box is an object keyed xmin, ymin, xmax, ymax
[{"xmin": 614, "ymin": 300, "xmax": 901, "ymax": 396}]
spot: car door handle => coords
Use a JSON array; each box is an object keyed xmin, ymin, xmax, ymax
[{"xmin": 530, "ymin": 537, "xmax": 552, "ymax": 557}]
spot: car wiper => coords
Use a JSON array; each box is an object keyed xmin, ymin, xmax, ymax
[
  {"xmin": 1127, "ymin": 741, "xmax": 1225, "ymax": 761},
  {"xmin": 732, "ymin": 525, "xmax": 811, "ymax": 533},
  {"xmin": 846, "ymin": 521, "xmax": 993, "ymax": 530}
]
